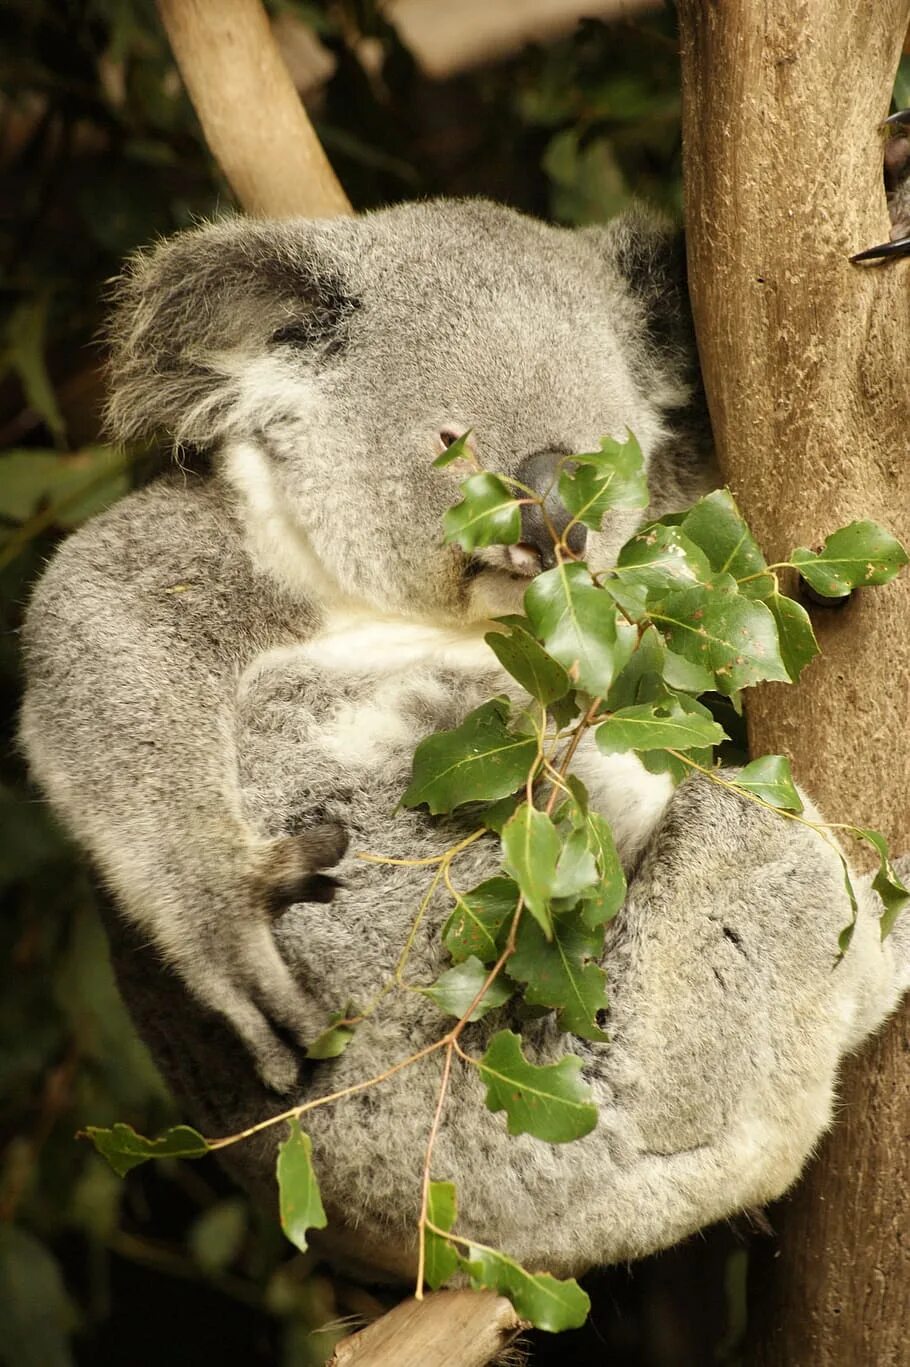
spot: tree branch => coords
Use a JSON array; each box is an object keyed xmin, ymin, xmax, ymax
[
  {"xmin": 676, "ymin": 3, "xmax": 910, "ymax": 1361},
  {"xmin": 329, "ymin": 1290, "xmax": 525, "ymax": 1367},
  {"xmin": 156, "ymin": 0, "xmax": 351, "ymax": 218}
]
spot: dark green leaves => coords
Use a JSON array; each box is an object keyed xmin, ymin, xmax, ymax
[
  {"xmin": 596, "ymin": 697, "xmax": 726, "ymax": 754},
  {"xmin": 790, "ymin": 522, "xmax": 909, "ymax": 598},
  {"xmin": 276, "ymin": 1119, "xmax": 327, "ymax": 1254},
  {"xmin": 615, "ymin": 523, "xmax": 714, "ymax": 598},
  {"xmin": 305, "ymin": 1009, "xmax": 358, "ymax": 1060},
  {"xmin": 678, "ymin": 489, "xmax": 774, "ymax": 596},
  {"xmin": 485, "ymin": 622, "xmax": 571, "ymax": 704},
  {"xmin": 501, "ymin": 804, "xmax": 561, "ymax": 936},
  {"xmin": 525, "ymin": 562, "xmax": 633, "ymax": 694},
  {"xmin": 509, "ymin": 911, "xmax": 609, "ymax": 1041},
  {"xmin": 443, "ymin": 877, "xmax": 519, "ymax": 964},
  {"xmin": 402, "ymin": 698, "xmax": 538, "ymax": 815},
  {"xmin": 82, "ymin": 1123, "xmax": 209, "ymax": 1177},
  {"xmin": 444, "ymin": 473, "xmax": 521, "ymax": 550},
  {"xmin": 652, "ymin": 586, "xmax": 789, "ymax": 694},
  {"xmin": 766, "ymin": 592, "xmax": 819, "ymax": 681},
  {"xmin": 731, "ymin": 756, "xmax": 803, "ymax": 812},
  {"xmin": 432, "ymin": 430, "xmax": 475, "ymax": 469},
  {"xmin": 477, "ymin": 1030, "xmax": 597, "ymax": 1142},
  {"xmin": 421, "ymin": 956, "xmax": 512, "ymax": 1021},
  {"xmin": 558, "ymin": 432, "xmax": 648, "ymax": 531},
  {"xmin": 461, "ymin": 1244, "xmax": 591, "ymax": 1332}
]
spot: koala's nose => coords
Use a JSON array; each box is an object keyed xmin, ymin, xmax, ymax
[{"xmin": 514, "ymin": 449, "xmax": 587, "ymax": 571}]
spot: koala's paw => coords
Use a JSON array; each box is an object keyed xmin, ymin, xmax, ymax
[
  {"xmin": 253, "ymin": 821, "xmax": 350, "ymax": 914},
  {"xmin": 852, "ymin": 109, "xmax": 910, "ymax": 262}
]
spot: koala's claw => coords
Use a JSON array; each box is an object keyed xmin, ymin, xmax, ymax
[
  {"xmin": 254, "ymin": 821, "xmax": 350, "ymax": 914},
  {"xmin": 852, "ymin": 108, "xmax": 910, "ymax": 262},
  {"xmin": 851, "ymin": 236, "xmax": 910, "ymax": 263}
]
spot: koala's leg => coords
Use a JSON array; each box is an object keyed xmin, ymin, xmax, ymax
[{"xmin": 852, "ymin": 109, "xmax": 910, "ymax": 260}]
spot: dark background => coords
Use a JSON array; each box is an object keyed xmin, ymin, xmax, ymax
[{"xmin": 6, "ymin": 3, "xmax": 895, "ymax": 1362}]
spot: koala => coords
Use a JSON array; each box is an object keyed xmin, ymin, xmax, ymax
[{"xmin": 19, "ymin": 199, "xmax": 910, "ymax": 1280}]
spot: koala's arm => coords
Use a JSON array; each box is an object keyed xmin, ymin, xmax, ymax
[{"xmin": 20, "ymin": 481, "xmax": 346, "ymax": 1093}]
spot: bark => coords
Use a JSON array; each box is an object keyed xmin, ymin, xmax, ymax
[
  {"xmin": 329, "ymin": 1291, "xmax": 525, "ymax": 1366},
  {"xmin": 156, "ymin": 0, "xmax": 351, "ymax": 217},
  {"xmin": 676, "ymin": 3, "xmax": 910, "ymax": 1363}
]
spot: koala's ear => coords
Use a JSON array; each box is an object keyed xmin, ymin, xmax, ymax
[
  {"xmin": 104, "ymin": 217, "xmax": 359, "ymax": 450},
  {"xmin": 586, "ymin": 208, "xmax": 690, "ymax": 362}
]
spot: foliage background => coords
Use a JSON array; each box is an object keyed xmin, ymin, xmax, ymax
[{"xmin": 0, "ymin": 1, "xmax": 766, "ymax": 1361}]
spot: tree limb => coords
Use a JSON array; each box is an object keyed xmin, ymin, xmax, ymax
[
  {"xmin": 676, "ymin": 2, "xmax": 910, "ymax": 1361},
  {"xmin": 329, "ymin": 1290, "xmax": 525, "ymax": 1366},
  {"xmin": 156, "ymin": 0, "xmax": 351, "ymax": 218}
]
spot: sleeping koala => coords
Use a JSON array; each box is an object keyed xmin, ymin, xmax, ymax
[{"xmin": 20, "ymin": 200, "xmax": 910, "ymax": 1278}]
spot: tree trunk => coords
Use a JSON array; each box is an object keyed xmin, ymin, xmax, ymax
[{"xmin": 676, "ymin": 3, "xmax": 910, "ymax": 1362}]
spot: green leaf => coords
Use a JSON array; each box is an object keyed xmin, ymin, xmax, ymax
[
  {"xmin": 732, "ymin": 756, "xmax": 803, "ymax": 812},
  {"xmin": 853, "ymin": 828, "xmax": 910, "ymax": 939},
  {"xmin": 305, "ymin": 1009, "xmax": 358, "ymax": 1060},
  {"xmin": 421, "ymin": 956, "xmax": 512, "ymax": 1021},
  {"xmin": 478, "ymin": 792, "xmax": 523, "ymax": 833},
  {"xmin": 444, "ymin": 877, "xmax": 519, "ymax": 964},
  {"xmin": 424, "ymin": 1181, "xmax": 459, "ymax": 1290},
  {"xmin": 605, "ymin": 624, "xmax": 665, "ymax": 709},
  {"xmin": 501, "ymin": 804, "xmax": 562, "ymax": 937},
  {"xmin": 552, "ymin": 828, "xmax": 599, "ymax": 899},
  {"xmin": 81, "ymin": 1123, "xmax": 209, "ymax": 1177},
  {"xmin": 578, "ymin": 812, "xmax": 626, "ymax": 927},
  {"xmin": 790, "ymin": 521, "xmax": 909, "ymax": 598},
  {"xmin": 432, "ymin": 430, "xmax": 474, "ymax": 468},
  {"xmin": 510, "ymin": 910, "xmax": 609, "ymax": 1041},
  {"xmin": 4, "ymin": 298, "xmax": 66, "ymax": 443},
  {"xmin": 615, "ymin": 524, "xmax": 714, "ymax": 599},
  {"xmin": 461, "ymin": 1243, "xmax": 590, "ymax": 1333},
  {"xmin": 188, "ymin": 1197, "xmax": 248, "ymax": 1275},
  {"xmin": 477, "ymin": 1029, "xmax": 597, "ymax": 1142},
  {"xmin": 0, "ymin": 446, "xmax": 130, "ymax": 527},
  {"xmin": 525, "ymin": 562, "xmax": 632, "ymax": 694},
  {"xmin": 661, "ymin": 647, "xmax": 715, "ymax": 694},
  {"xmin": 443, "ymin": 473, "xmax": 521, "ymax": 550},
  {"xmin": 766, "ymin": 591, "xmax": 819, "ymax": 681},
  {"xmin": 652, "ymin": 586, "xmax": 790, "ymax": 694},
  {"xmin": 402, "ymin": 698, "xmax": 539, "ymax": 815},
  {"xmin": 277, "ymin": 1119, "xmax": 328, "ymax": 1253},
  {"xmin": 679, "ymin": 489, "xmax": 774, "ymax": 596},
  {"xmin": 485, "ymin": 623, "xmax": 571, "ymax": 704},
  {"xmin": 0, "ymin": 1225, "xmax": 78, "ymax": 1367},
  {"xmin": 558, "ymin": 432, "xmax": 648, "ymax": 531},
  {"xmin": 596, "ymin": 697, "xmax": 726, "ymax": 754}
]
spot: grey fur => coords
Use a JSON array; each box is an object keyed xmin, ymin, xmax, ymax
[{"xmin": 20, "ymin": 198, "xmax": 908, "ymax": 1278}]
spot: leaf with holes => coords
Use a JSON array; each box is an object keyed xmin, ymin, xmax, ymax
[
  {"xmin": 501, "ymin": 804, "xmax": 561, "ymax": 937},
  {"xmin": 424, "ymin": 1181, "xmax": 460, "ymax": 1290},
  {"xmin": 790, "ymin": 521, "xmax": 909, "ymax": 598},
  {"xmin": 485, "ymin": 623, "xmax": 571, "ymax": 704},
  {"xmin": 443, "ymin": 473, "xmax": 521, "ymax": 550},
  {"xmin": 277, "ymin": 1119, "xmax": 327, "ymax": 1253},
  {"xmin": 81, "ymin": 1123, "xmax": 209, "ymax": 1177},
  {"xmin": 731, "ymin": 756, "xmax": 803, "ymax": 812},
  {"xmin": 461, "ymin": 1243, "xmax": 590, "ymax": 1332},
  {"xmin": 596, "ymin": 697, "xmax": 726, "ymax": 754},
  {"xmin": 525, "ymin": 562, "xmax": 634, "ymax": 695},
  {"xmin": 421, "ymin": 956, "xmax": 512, "ymax": 1021},
  {"xmin": 509, "ymin": 910, "xmax": 609, "ymax": 1041},
  {"xmin": 615, "ymin": 524, "xmax": 714, "ymax": 600},
  {"xmin": 477, "ymin": 1030, "xmax": 597, "ymax": 1143},
  {"xmin": 402, "ymin": 698, "xmax": 539, "ymax": 815}
]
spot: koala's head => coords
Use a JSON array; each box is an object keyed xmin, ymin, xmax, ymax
[{"xmin": 107, "ymin": 199, "xmax": 693, "ymax": 622}]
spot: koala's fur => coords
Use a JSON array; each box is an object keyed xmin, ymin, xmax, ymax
[{"xmin": 20, "ymin": 199, "xmax": 910, "ymax": 1279}]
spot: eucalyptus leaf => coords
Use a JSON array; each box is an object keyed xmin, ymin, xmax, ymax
[
  {"xmin": 432, "ymin": 430, "xmax": 474, "ymax": 468},
  {"xmin": 477, "ymin": 1029, "xmax": 597, "ymax": 1142},
  {"xmin": 731, "ymin": 756, "xmax": 803, "ymax": 812},
  {"xmin": 765, "ymin": 591, "xmax": 819, "ymax": 681},
  {"xmin": 651, "ymin": 586, "xmax": 790, "ymax": 694},
  {"xmin": 461, "ymin": 1243, "xmax": 591, "ymax": 1332},
  {"xmin": 424, "ymin": 1181, "xmax": 459, "ymax": 1290},
  {"xmin": 577, "ymin": 811, "xmax": 626, "ymax": 928},
  {"xmin": 596, "ymin": 697, "xmax": 726, "ymax": 754},
  {"xmin": 82, "ymin": 1122, "xmax": 209, "ymax": 1177},
  {"xmin": 402, "ymin": 698, "xmax": 539, "ymax": 814},
  {"xmin": 615, "ymin": 523, "xmax": 714, "ymax": 598},
  {"xmin": 277, "ymin": 1119, "xmax": 327, "ymax": 1253},
  {"xmin": 853, "ymin": 828, "xmax": 910, "ymax": 939},
  {"xmin": 558, "ymin": 431, "xmax": 648, "ymax": 531},
  {"xmin": 306, "ymin": 1009, "xmax": 358, "ymax": 1060},
  {"xmin": 501, "ymin": 804, "xmax": 561, "ymax": 937},
  {"xmin": 790, "ymin": 521, "xmax": 909, "ymax": 598},
  {"xmin": 421, "ymin": 956, "xmax": 512, "ymax": 1021},
  {"xmin": 679, "ymin": 489, "xmax": 774, "ymax": 595},
  {"xmin": 525, "ymin": 561, "xmax": 631, "ymax": 694},
  {"xmin": 485, "ymin": 623, "xmax": 571, "ymax": 704},
  {"xmin": 509, "ymin": 910, "xmax": 609, "ymax": 1041},
  {"xmin": 443, "ymin": 473, "xmax": 521, "ymax": 550},
  {"xmin": 444, "ymin": 877, "xmax": 520, "ymax": 964}
]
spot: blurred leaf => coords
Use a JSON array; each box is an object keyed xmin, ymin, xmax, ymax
[
  {"xmin": 0, "ymin": 1225, "xmax": 78, "ymax": 1367},
  {"xmin": 0, "ymin": 448, "xmax": 128, "ymax": 528},
  {"xmin": 3, "ymin": 299, "xmax": 65, "ymax": 444},
  {"xmin": 477, "ymin": 1029, "xmax": 597, "ymax": 1142},
  {"xmin": 277, "ymin": 1119, "xmax": 327, "ymax": 1254},
  {"xmin": 188, "ymin": 1197, "xmax": 248, "ymax": 1275},
  {"xmin": 853, "ymin": 828, "xmax": 910, "ymax": 939},
  {"xmin": 305, "ymin": 1009, "xmax": 358, "ymax": 1061},
  {"xmin": 577, "ymin": 811, "xmax": 626, "ymax": 928}
]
